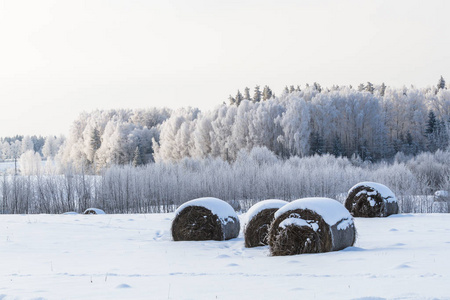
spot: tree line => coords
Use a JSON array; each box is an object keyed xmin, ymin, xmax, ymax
[{"xmin": 1, "ymin": 149, "xmax": 448, "ymax": 214}]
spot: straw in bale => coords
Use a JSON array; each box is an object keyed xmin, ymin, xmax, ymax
[
  {"xmin": 268, "ymin": 198, "xmax": 356, "ymax": 256},
  {"xmin": 345, "ymin": 182, "xmax": 398, "ymax": 217},
  {"xmin": 244, "ymin": 199, "xmax": 288, "ymax": 248},
  {"xmin": 171, "ymin": 197, "xmax": 240, "ymax": 241}
]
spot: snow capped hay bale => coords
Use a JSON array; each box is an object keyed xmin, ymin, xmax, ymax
[
  {"xmin": 434, "ymin": 190, "xmax": 449, "ymax": 202},
  {"xmin": 244, "ymin": 199, "xmax": 288, "ymax": 248},
  {"xmin": 171, "ymin": 197, "xmax": 240, "ymax": 241},
  {"xmin": 344, "ymin": 182, "xmax": 399, "ymax": 217},
  {"xmin": 432, "ymin": 190, "xmax": 449, "ymax": 213},
  {"xmin": 83, "ymin": 208, "xmax": 106, "ymax": 215},
  {"xmin": 268, "ymin": 198, "xmax": 355, "ymax": 256}
]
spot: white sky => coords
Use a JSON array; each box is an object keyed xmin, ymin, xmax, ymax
[{"xmin": 1, "ymin": 0, "xmax": 449, "ymax": 137}]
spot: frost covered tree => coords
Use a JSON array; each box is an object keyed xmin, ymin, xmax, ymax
[
  {"xmin": 228, "ymin": 95, "xmax": 236, "ymax": 105},
  {"xmin": 437, "ymin": 76, "xmax": 446, "ymax": 90},
  {"xmin": 19, "ymin": 150, "xmax": 41, "ymax": 175},
  {"xmin": 262, "ymin": 85, "xmax": 273, "ymax": 101},
  {"xmin": 132, "ymin": 146, "xmax": 144, "ymax": 167},
  {"xmin": 244, "ymin": 87, "xmax": 251, "ymax": 101},
  {"xmin": 358, "ymin": 83, "xmax": 365, "ymax": 91},
  {"xmin": 57, "ymin": 108, "xmax": 170, "ymax": 172},
  {"xmin": 253, "ymin": 85, "xmax": 261, "ymax": 103},
  {"xmin": 380, "ymin": 82, "xmax": 387, "ymax": 96},
  {"xmin": 21, "ymin": 136, "xmax": 34, "ymax": 154},
  {"xmin": 10, "ymin": 140, "xmax": 21, "ymax": 174},
  {"xmin": 42, "ymin": 136, "xmax": 60, "ymax": 158},
  {"xmin": 366, "ymin": 82, "xmax": 374, "ymax": 94},
  {"xmin": 235, "ymin": 90, "xmax": 244, "ymax": 106}
]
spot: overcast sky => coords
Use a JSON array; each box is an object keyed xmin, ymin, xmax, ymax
[{"xmin": 0, "ymin": 0, "xmax": 449, "ymax": 137}]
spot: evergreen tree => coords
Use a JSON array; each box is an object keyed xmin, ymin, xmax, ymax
[
  {"xmin": 380, "ymin": 82, "xmax": 386, "ymax": 96},
  {"xmin": 289, "ymin": 85, "xmax": 295, "ymax": 93},
  {"xmin": 331, "ymin": 135, "xmax": 343, "ymax": 157},
  {"xmin": 425, "ymin": 110, "xmax": 438, "ymax": 152},
  {"xmin": 235, "ymin": 90, "xmax": 244, "ymax": 106},
  {"xmin": 262, "ymin": 85, "xmax": 273, "ymax": 101},
  {"xmin": 228, "ymin": 95, "xmax": 236, "ymax": 105},
  {"xmin": 309, "ymin": 132, "xmax": 324, "ymax": 155},
  {"xmin": 358, "ymin": 139, "xmax": 372, "ymax": 162},
  {"xmin": 313, "ymin": 82, "xmax": 322, "ymax": 92},
  {"xmin": 357, "ymin": 83, "xmax": 365, "ymax": 91},
  {"xmin": 132, "ymin": 146, "xmax": 144, "ymax": 167},
  {"xmin": 244, "ymin": 87, "xmax": 251, "ymax": 100},
  {"xmin": 283, "ymin": 86, "xmax": 289, "ymax": 94},
  {"xmin": 366, "ymin": 82, "xmax": 374, "ymax": 94},
  {"xmin": 253, "ymin": 85, "xmax": 261, "ymax": 102},
  {"xmin": 295, "ymin": 85, "xmax": 301, "ymax": 92},
  {"xmin": 90, "ymin": 128, "xmax": 101, "ymax": 152},
  {"xmin": 437, "ymin": 75, "xmax": 446, "ymax": 90},
  {"xmin": 425, "ymin": 110, "xmax": 437, "ymax": 135}
]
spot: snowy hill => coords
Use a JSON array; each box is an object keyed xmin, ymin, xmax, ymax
[{"xmin": 1, "ymin": 213, "xmax": 449, "ymax": 299}]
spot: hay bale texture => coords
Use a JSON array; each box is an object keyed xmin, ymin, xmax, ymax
[
  {"xmin": 344, "ymin": 182, "xmax": 399, "ymax": 217},
  {"xmin": 83, "ymin": 208, "xmax": 105, "ymax": 215},
  {"xmin": 244, "ymin": 199, "xmax": 288, "ymax": 248},
  {"xmin": 171, "ymin": 197, "xmax": 240, "ymax": 241},
  {"xmin": 268, "ymin": 198, "xmax": 356, "ymax": 256}
]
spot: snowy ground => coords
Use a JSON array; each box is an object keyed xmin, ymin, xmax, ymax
[{"xmin": 1, "ymin": 213, "xmax": 449, "ymax": 299}]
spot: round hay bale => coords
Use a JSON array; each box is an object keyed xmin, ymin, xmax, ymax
[
  {"xmin": 83, "ymin": 208, "xmax": 106, "ymax": 215},
  {"xmin": 344, "ymin": 182, "xmax": 399, "ymax": 217},
  {"xmin": 268, "ymin": 197, "xmax": 355, "ymax": 256},
  {"xmin": 244, "ymin": 199, "xmax": 288, "ymax": 248},
  {"xmin": 171, "ymin": 197, "xmax": 240, "ymax": 241},
  {"xmin": 434, "ymin": 190, "xmax": 449, "ymax": 202}
]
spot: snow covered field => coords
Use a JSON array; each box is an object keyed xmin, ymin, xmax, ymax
[{"xmin": 1, "ymin": 213, "xmax": 450, "ymax": 299}]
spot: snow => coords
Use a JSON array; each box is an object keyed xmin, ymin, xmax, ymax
[
  {"xmin": 274, "ymin": 197, "xmax": 352, "ymax": 226},
  {"xmin": 279, "ymin": 218, "xmax": 319, "ymax": 231},
  {"xmin": 336, "ymin": 218, "xmax": 353, "ymax": 230},
  {"xmin": 350, "ymin": 181, "xmax": 397, "ymax": 203},
  {"xmin": 245, "ymin": 199, "xmax": 288, "ymax": 224},
  {"xmin": 174, "ymin": 197, "xmax": 237, "ymax": 221},
  {"xmin": 1, "ymin": 213, "xmax": 450, "ymax": 299}
]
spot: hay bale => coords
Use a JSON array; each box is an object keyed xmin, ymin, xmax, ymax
[
  {"xmin": 344, "ymin": 182, "xmax": 399, "ymax": 217},
  {"xmin": 171, "ymin": 197, "xmax": 240, "ymax": 241},
  {"xmin": 244, "ymin": 199, "xmax": 288, "ymax": 248},
  {"xmin": 268, "ymin": 197, "xmax": 355, "ymax": 256},
  {"xmin": 83, "ymin": 208, "xmax": 106, "ymax": 215},
  {"xmin": 432, "ymin": 190, "xmax": 449, "ymax": 213},
  {"xmin": 434, "ymin": 190, "xmax": 449, "ymax": 202}
]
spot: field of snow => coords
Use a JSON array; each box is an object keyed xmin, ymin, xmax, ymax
[{"xmin": 1, "ymin": 213, "xmax": 450, "ymax": 299}]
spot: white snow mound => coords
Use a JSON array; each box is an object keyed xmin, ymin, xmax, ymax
[
  {"xmin": 274, "ymin": 197, "xmax": 352, "ymax": 226},
  {"xmin": 349, "ymin": 181, "xmax": 397, "ymax": 203},
  {"xmin": 245, "ymin": 199, "xmax": 288, "ymax": 224},
  {"xmin": 175, "ymin": 197, "xmax": 237, "ymax": 221}
]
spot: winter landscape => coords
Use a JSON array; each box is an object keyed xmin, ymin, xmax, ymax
[
  {"xmin": 1, "ymin": 213, "xmax": 450, "ymax": 299},
  {"xmin": 1, "ymin": 1, "xmax": 450, "ymax": 299}
]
